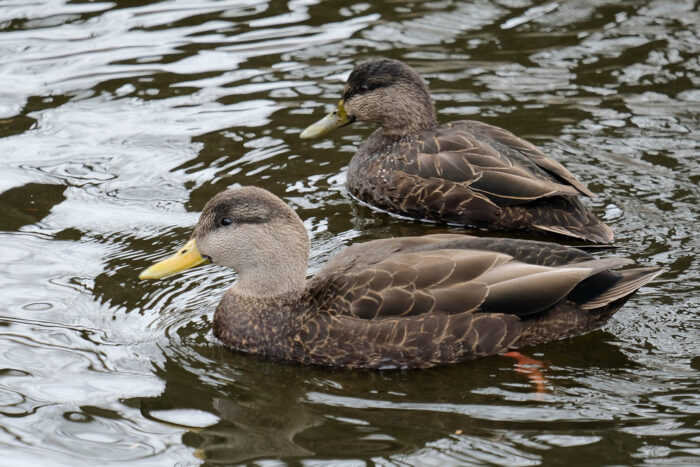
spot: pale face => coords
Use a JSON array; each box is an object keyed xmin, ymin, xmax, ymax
[
  {"xmin": 139, "ymin": 187, "xmax": 310, "ymax": 296},
  {"xmin": 196, "ymin": 218, "xmax": 274, "ymax": 274}
]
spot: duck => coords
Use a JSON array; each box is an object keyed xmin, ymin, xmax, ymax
[
  {"xmin": 139, "ymin": 186, "xmax": 660, "ymax": 370},
  {"xmin": 300, "ymin": 58, "xmax": 614, "ymax": 244}
]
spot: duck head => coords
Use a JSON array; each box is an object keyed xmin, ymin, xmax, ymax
[
  {"xmin": 300, "ymin": 58, "xmax": 437, "ymax": 139},
  {"xmin": 139, "ymin": 187, "xmax": 310, "ymax": 298}
]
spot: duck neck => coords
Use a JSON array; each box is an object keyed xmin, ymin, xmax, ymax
[
  {"xmin": 378, "ymin": 84, "xmax": 437, "ymax": 137},
  {"xmin": 212, "ymin": 230, "xmax": 309, "ymax": 361},
  {"xmin": 216, "ymin": 215, "xmax": 310, "ymax": 299},
  {"xmin": 232, "ymin": 254, "xmax": 308, "ymax": 299}
]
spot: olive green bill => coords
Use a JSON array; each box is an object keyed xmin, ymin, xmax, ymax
[
  {"xmin": 139, "ymin": 238, "xmax": 209, "ymax": 280},
  {"xmin": 299, "ymin": 100, "xmax": 352, "ymax": 139}
]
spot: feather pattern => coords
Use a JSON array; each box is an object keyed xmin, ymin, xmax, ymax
[
  {"xmin": 348, "ymin": 121, "xmax": 613, "ymax": 243},
  {"xmin": 303, "ymin": 58, "xmax": 613, "ymax": 243},
  {"xmin": 212, "ymin": 230, "xmax": 659, "ymax": 368},
  {"xmin": 144, "ymin": 188, "xmax": 658, "ymax": 370}
]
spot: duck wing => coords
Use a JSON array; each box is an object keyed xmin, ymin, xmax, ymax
[
  {"xmin": 372, "ymin": 122, "xmax": 612, "ymax": 242},
  {"xmin": 309, "ymin": 246, "xmax": 595, "ymax": 320},
  {"xmin": 295, "ymin": 236, "xmax": 641, "ymax": 368},
  {"xmin": 397, "ymin": 121, "xmax": 592, "ymax": 207},
  {"xmin": 311, "ymin": 233, "xmax": 598, "ymax": 281},
  {"xmin": 379, "ymin": 172, "xmax": 504, "ymax": 225},
  {"xmin": 450, "ymin": 120, "xmax": 595, "ymax": 198}
]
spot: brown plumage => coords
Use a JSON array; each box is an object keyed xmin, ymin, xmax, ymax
[
  {"xmin": 301, "ymin": 58, "xmax": 614, "ymax": 244},
  {"xmin": 140, "ymin": 187, "xmax": 661, "ymax": 370}
]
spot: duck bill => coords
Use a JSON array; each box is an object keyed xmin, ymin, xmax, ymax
[
  {"xmin": 299, "ymin": 100, "xmax": 352, "ymax": 139},
  {"xmin": 139, "ymin": 238, "xmax": 209, "ymax": 280}
]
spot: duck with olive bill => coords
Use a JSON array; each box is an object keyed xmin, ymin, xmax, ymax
[
  {"xmin": 139, "ymin": 186, "xmax": 661, "ymax": 370},
  {"xmin": 301, "ymin": 58, "xmax": 613, "ymax": 244}
]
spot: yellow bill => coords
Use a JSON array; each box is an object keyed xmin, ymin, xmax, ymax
[
  {"xmin": 299, "ymin": 100, "xmax": 351, "ymax": 139},
  {"xmin": 139, "ymin": 238, "xmax": 209, "ymax": 280}
]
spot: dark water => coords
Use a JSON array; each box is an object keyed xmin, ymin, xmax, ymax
[{"xmin": 1, "ymin": 0, "xmax": 698, "ymax": 465}]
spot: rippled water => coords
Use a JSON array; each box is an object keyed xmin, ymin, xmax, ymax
[{"xmin": 0, "ymin": 0, "xmax": 698, "ymax": 465}]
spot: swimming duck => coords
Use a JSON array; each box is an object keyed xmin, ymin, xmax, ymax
[
  {"xmin": 139, "ymin": 187, "xmax": 660, "ymax": 370},
  {"xmin": 300, "ymin": 58, "xmax": 613, "ymax": 244}
]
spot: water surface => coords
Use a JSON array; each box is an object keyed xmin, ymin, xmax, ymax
[{"xmin": 0, "ymin": 0, "xmax": 698, "ymax": 465}]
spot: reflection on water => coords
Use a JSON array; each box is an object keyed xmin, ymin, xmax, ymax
[
  {"xmin": 0, "ymin": 0, "xmax": 698, "ymax": 465},
  {"xmin": 0, "ymin": 183, "xmax": 66, "ymax": 231}
]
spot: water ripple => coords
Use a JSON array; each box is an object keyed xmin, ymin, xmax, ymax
[{"xmin": 0, "ymin": 0, "xmax": 697, "ymax": 465}]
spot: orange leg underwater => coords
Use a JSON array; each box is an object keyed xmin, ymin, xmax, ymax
[{"xmin": 504, "ymin": 351, "xmax": 548, "ymax": 397}]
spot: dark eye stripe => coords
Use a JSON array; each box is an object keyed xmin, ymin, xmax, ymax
[{"xmin": 345, "ymin": 81, "xmax": 387, "ymax": 99}]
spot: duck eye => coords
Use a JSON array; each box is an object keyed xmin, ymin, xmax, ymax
[
  {"xmin": 359, "ymin": 84, "xmax": 370, "ymax": 93},
  {"xmin": 220, "ymin": 217, "xmax": 233, "ymax": 226}
]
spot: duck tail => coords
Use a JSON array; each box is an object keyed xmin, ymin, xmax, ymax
[
  {"xmin": 533, "ymin": 221, "xmax": 614, "ymax": 245},
  {"xmin": 579, "ymin": 266, "xmax": 664, "ymax": 310},
  {"xmin": 525, "ymin": 196, "xmax": 614, "ymax": 244},
  {"xmin": 514, "ymin": 266, "xmax": 662, "ymax": 348}
]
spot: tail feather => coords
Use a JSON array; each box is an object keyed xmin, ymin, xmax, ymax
[
  {"xmin": 562, "ymin": 257, "xmax": 633, "ymax": 275},
  {"xmin": 523, "ymin": 196, "xmax": 614, "ymax": 244},
  {"xmin": 533, "ymin": 221, "xmax": 614, "ymax": 245},
  {"xmin": 580, "ymin": 267, "xmax": 664, "ymax": 310}
]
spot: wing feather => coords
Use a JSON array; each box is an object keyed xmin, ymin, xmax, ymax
[
  {"xmin": 294, "ymin": 236, "xmax": 657, "ymax": 367},
  {"xmin": 452, "ymin": 120, "xmax": 595, "ymax": 197},
  {"xmin": 401, "ymin": 121, "xmax": 594, "ymax": 206}
]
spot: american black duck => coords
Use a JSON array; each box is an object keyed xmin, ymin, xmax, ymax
[
  {"xmin": 139, "ymin": 186, "xmax": 660, "ymax": 370},
  {"xmin": 300, "ymin": 58, "xmax": 614, "ymax": 244}
]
